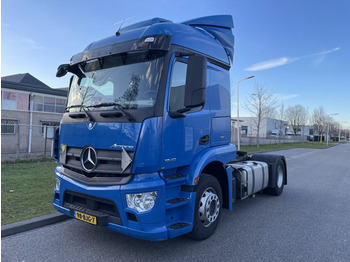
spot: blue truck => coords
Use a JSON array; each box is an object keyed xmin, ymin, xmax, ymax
[{"xmin": 53, "ymin": 15, "xmax": 287, "ymax": 241}]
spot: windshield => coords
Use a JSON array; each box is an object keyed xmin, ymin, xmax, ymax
[{"xmin": 67, "ymin": 51, "xmax": 164, "ymax": 111}]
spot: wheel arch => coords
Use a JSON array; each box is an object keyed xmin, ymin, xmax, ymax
[{"xmin": 201, "ymin": 161, "xmax": 229, "ymax": 209}]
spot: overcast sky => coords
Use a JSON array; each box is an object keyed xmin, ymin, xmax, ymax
[{"xmin": 2, "ymin": 0, "xmax": 349, "ymax": 127}]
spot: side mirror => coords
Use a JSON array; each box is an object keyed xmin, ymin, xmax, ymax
[
  {"xmin": 56, "ymin": 64, "xmax": 70, "ymax": 78},
  {"xmin": 184, "ymin": 56, "xmax": 207, "ymax": 108}
]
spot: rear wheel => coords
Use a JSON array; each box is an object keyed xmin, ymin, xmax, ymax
[
  {"xmin": 267, "ymin": 159, "xmax": 285, "ymax": 196},
  {"xmin": 188, "ymin": 174, "xmax": 222, "ymax": 240}
]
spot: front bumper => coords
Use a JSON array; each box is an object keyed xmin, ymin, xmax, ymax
[{"xmin": 53, "ymin": 167, "xmax": 172, "ymax": 241}]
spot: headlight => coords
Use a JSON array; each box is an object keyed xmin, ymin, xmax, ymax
[
  {"xmin": 55, "ymin": 177, "xmax": 60, "ymax": 191},
  {"xmin": 126, "ymin": 191, "xmax": 157, "ymax": 213}
]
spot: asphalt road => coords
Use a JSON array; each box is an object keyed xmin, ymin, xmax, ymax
[{"xmin": 2, "ymin": 143, "xmax": 350, "ymax": 262}]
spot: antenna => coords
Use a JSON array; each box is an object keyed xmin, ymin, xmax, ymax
[{"xmin": 114, "ymin": 16, "xmax": 135, "ymax": 36}]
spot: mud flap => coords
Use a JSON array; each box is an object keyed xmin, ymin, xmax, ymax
[{"xmin": 226, "ymin": 166, "xmax": 236, "ymax": 211}]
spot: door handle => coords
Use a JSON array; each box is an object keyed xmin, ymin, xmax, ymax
[{"xmin": 199, "ymin": 135, "xmax": 210, "ymax": 145}]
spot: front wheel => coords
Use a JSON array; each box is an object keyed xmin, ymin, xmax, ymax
[{"xmin": 188, "ymin": 174, "xmax": 222, "ymax": 240}]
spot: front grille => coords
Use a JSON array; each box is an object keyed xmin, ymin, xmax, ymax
[{"xmin": 63, "ymin": 146, "xmax": 134, "ymax": 177}]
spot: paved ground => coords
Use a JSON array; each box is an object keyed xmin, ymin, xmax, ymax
[{"xmin": 2, "ymin": 143, "xmax": 350, "ymax": 262}]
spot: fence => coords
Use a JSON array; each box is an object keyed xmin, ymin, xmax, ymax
[
  {"xmin": 238, "ymin": 136, "xmax": 303, "ymax": 146},
  {"xmin": 2, "ymin": 122, "xmax": 309, "ymax": 160},
  {"xmin": 1, "ymin": 123, "xmax": 58, "ymax": 161}
]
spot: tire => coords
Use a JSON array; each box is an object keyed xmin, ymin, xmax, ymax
[
  {"xmin": 267, "ymin": 159, "xmax": 285, "ymax": 196},
  {"xmin": 188, "ymin": 173, "xmax": 222, "ymax": 240}
]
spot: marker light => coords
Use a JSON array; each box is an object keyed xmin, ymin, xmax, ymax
[
  {"xmin": 144, "ymin": 37, "xmax": 155, "ymax": 43},
  {"xmin": 55, "ymin": 177, "xmax": 60, "ymax": 191}
]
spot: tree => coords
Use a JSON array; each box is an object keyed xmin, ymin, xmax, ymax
[
  {"xmin": 275, "ymin": 101, "xmax": 285, "ymax": 144},
  {"xmin": 285, "ymin": 105, "xmax": 308, "ymax": 140},
  {"xmin": 119, "ymin": 73, "xmax": 141, "ymax": 107},
  {"xmin": 245, "ymin": 83, "xmax": 277, "ymax": 147},
  {"xmin": 311, "ymin": 106, "xmax": 327, "ymax": 142}
]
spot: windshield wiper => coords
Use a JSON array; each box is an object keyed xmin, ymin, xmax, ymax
[
  {"xmin": 66, "ymin": 105, "xmax": 95, "ymax": 122},
  {"xmin": 88, "ymin": 102, "xmax": 135, "ymax": 121}
]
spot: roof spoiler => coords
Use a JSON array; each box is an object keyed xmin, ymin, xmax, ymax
[{"xmin": 182, "ymin": 15, "xmax": 235, "ymax": 64}]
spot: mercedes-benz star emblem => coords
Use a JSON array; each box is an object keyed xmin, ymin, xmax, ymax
[{"xmin": 81, "ymin": 146, "xmax": 97, "ymax": 172}]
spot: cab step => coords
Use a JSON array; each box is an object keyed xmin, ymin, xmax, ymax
[
  {"xmin": 166, "ymin": 197, "xmax": 189, "ymax": 209},
  {"xmin": 163, "ymin": 173, "xmax": 187, "ymax": 184}
]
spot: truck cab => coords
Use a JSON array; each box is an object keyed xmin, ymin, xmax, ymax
[{"xmin": 53, "ymin": 15, "xmax": 287, "ymax": 241}]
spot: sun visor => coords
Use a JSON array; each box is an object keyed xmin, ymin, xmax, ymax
[{"xmin": 70, "ymin": 34, "xmax": 171, "ymax": 65}]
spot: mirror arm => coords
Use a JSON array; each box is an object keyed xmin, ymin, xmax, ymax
[
  {"xmin": 177, "ymin": 107, "xmax": 191, "ymax": 113},
  {"xmin": 169, "ymin": 111, "xmax": 186, "ymax": 118}
]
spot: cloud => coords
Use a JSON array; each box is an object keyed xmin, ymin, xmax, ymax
[
  {"xmin": 275, "ymin": 93, "xmax": 299, "ymax": 101},
  {"xmin": 245, "ymin": 47, "xmax": 341, "ymax": 71},
  {"xmin": 245, "ymin": 57, "xmax": 296, "ymax": 71},
  {"xmin": 312, "ymin": 47, "xmax": 341, "ymax": 56},
  {"xmin": 8, "ymin": 37, "xmax": 44, "ymax": 50}
]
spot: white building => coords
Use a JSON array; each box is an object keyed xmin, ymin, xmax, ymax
[{"xmin": 232, "ymin": 117, "xmax": 289, "ymax": 138}]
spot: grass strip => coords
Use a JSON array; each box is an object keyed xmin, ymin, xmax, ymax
[
  {"xmin": 1, "ymin": 160, "xmax": 58, "ymax": 225},
  {"xmin": 240, "ymin": 141, "xmax": 338, "ymax": 153}
]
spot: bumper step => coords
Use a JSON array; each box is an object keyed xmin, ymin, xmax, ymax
[{"xmin": 169, "ymin": 222, "xmax": 190, "ymax": 230}]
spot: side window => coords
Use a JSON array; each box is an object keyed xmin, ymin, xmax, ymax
[
  {"xmin": 169, "ymin": 60, "xmax": 205, "ymax": 114},
  {"xmin": 169, "ymin": 61, "xmax": 187, "ymax": 112}
]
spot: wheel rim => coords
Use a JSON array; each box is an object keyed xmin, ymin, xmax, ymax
[
  {"xmin": 277, "ymin": 165, "xmax": 284, "ymax": 188},
  {"xmin": 198, "ymin": 187, "xmax": 220, "ymax": 227}
]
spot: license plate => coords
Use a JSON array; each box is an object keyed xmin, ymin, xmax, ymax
[{"xmin": 75, "ymin": 211, "xmax": 97, "ymax": 225}]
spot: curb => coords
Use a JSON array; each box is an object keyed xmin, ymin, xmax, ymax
[{"xmin": 1, "ymin": 213, "xmax": 71, "ymax": 238}]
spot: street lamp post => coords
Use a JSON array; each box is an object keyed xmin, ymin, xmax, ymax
[
  {"xmin": 326, "ymin": 113, "xmax": 339, "ymax": 146},
  {"xmin": 236, "ymin": 75, "xmax": 254, "ymax": 151},
  {"xmin": 340, "ymin": 122, "xmax": 348, "ymax": 142}
]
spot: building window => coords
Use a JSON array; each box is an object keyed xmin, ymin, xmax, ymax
[
  {"xmin": 1, "ymin": 119, "xmax": 17, "ymax": 134},
  {"xmin": 44, "ymin": 97, "xmax": 55, "ymax": 112},
  {"xmin": 33, "ymin": 95, "xmax": 44, "ymax": 111},
  {"xmin": 241, "ymin": 126, "xmax": 248, "ymax": 136},
  {"xmin": 33, "ymin": 95, "xmax": 66, "ymax": 113},
  {"xmin": 55, "ymin": 98, "xmax": 66, "ymax": 113},
  {"xmin": 1, "ymin": 91, "xmax": 66, "ymax": 113},
  {"xmin": 17, "ymin": 93, "xmax": 30, "ymax": 110},
  {"xmin": 1, "ymin": 91, "xmax": 29, "ymax": 111}
]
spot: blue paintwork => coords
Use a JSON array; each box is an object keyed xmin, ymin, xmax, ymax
[
  {"xmin": 54, "ymin": 15, "xmax": 237, "ymax": 241},
  {"xmin": 180, "ymin": 144, "xmax": 237, "ymax": 184},
  {"xmin": 132, "ymin": 117, "xmax": 162, "ymax": 174},
  {"xmin": 60, "ymin": 122, "xmax": 141, "ymax": 150},
  {"xmin": 208, "ymin": 63, "xmax": 232, "ymax": 146},
  {"xmin": 160, "ymin": 55, "xmax": 211, "ymax": 169}
]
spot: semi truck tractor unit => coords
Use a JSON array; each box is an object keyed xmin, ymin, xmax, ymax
[{"xmin": 53, "ymin": 15, "xmax": 287, "ymax": 241}]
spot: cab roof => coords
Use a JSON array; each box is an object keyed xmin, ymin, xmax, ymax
[{"xmin": 73, "ymin": 15, "xmax": 234, "ymax": 68}]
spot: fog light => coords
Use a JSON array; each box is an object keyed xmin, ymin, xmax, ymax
[
  {"xmin": 55, "ymin": 177, "xmax": 60, "ymax": 191},
  {"xmin": 126, "ymin": 191, "xmax": 157, "ymax": 213}
]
